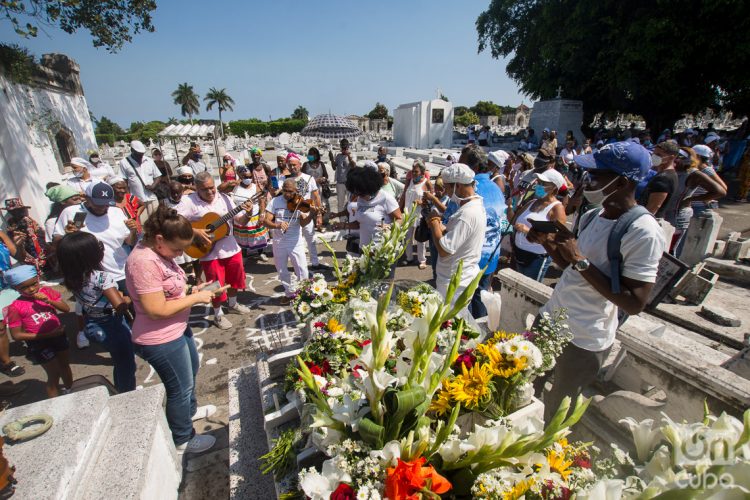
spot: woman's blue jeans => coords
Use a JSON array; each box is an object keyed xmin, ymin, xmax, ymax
[
  {"xmin": 133, "ymin": 327, "xmax": 199, "ymax": 446},
  {"xmin": 84, "ymin": 314, "xmax": 136, "ymax": 393},
  {"xmin": 516, "ymin": 254, "xmax": 552, "ymax": 282}
]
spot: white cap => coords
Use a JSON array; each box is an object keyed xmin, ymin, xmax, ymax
[
  {"xmin": 106, "ymin": 175, "xmax": 126, "ymax": 185},
  {"xmin": 704, "ymin": 133, "xmax": 720, "ymax": 145},
  {"xmin": 534, "ymin": 169, "xmax": 566, "ymax": 190},
  {"xmin": 176, "ymin": 166, "xmax": 193, "ymax": 176},
  {"xmin": 442, "ymin": 163, "xmax": 475, "ymax": 185},
  {"xmin": 363, "ymin": 160, "xmax": 378, "ymax": 170},
  {"xmin": 130, "ymin": 140, "xmax": 146, "ymax": 153},
  {"xmin": 488, "ymin": 150, "xmax": 509, "ymax": 167},
  {"xmin": 692, "ymin": 144, "xmax": 713, "ymax": 159}
]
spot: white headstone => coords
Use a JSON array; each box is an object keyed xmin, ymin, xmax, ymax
[
  {"xmin": 528, "ymin": 99, "xmax": 585, "ymax": 145},
  {"xmin": 393, "ymin": 99, "xmax": 453, "ymax": 149}
]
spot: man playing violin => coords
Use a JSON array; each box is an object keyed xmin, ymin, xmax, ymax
[
  {"xmin": 265, "ymin": 179, "xmax": 319, "ymax": 305},
  {"xmin": 286, "ymin": 152, "xmax": 324, "ymax": 270},
  {"xmin": 176, "ymin": 172, "xmax": 253, "ymax": 329}
]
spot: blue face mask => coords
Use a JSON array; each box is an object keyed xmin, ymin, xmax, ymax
[
  {"xmin": 534, "ymin": 184, "xmax": 548, "ymax": 198},
  {"xmin": 377, "ymin": 155, "xmax": 387, "ymax": 162},
  {"xmin": 307, "ymin": 155, "xmax": 316, "ymax": 162}
]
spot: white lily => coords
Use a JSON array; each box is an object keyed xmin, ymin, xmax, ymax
[
  {"xmin": 299, "ymin": 458, "xmax": 352, "ymax": 500},
  {"xmin": 577, "ymin": 478, "xmax": 625, "ymax": 500},
  {"xmin": 331, "ymin": 394, "xmax": 369, "ymax": 432},
  {"xmin": 311, "ymin": 426, "xmax": 344, "ymax": 451},
  {"xmin": 370, "ymin": 440, "xmax": 403, "ymax": 467},
  {"xmin": 620, "ymin": 417, "xmax": 662, "ymax": 463},
  {"xmin": 438, "ymin": 437, "xmax": 477, "ymax": 463}
]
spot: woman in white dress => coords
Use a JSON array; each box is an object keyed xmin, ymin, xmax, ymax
[{"xmin": 399, "ymin": 160, "xmax": 432, "ymax": 269}]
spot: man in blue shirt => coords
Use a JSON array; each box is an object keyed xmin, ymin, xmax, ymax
[{"xmin": 457, "ymin": 144, "xmax": 507, "ymax": 318}]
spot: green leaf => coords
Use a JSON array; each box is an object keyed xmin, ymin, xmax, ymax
[{"xmin": 358, "ymin": 417, "xmax": 385, "ymax": 449}]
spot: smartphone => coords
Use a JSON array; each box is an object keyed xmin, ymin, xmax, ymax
[
  {"xmin": 202, "ymin": 281, "xmax": 222, "ymax": 293},
  {"xmin": 528, "ymin": 218, "xmax": 572, "ymax": 235},
  {"xmin": 73, "ymin": 211, "xmax": 87, "ymax": 229}
]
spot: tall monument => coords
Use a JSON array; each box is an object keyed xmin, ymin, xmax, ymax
[{"xmin": 528, "ymin": 88, "xmax": 585, "ymax": 145}]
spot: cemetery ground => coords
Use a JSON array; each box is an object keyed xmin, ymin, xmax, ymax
[{"xmin": 2, "ymin": 202, "xmax": 748, "ymax": 498}]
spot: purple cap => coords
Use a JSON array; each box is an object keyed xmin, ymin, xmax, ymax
[{"xmin": 574, "ymin": 141, "xmax": 651, "ymax": 181}]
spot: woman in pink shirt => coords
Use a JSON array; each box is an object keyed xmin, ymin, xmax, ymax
[{"xmin": 125, "ymin": 206, "xmax": 222, "ymax": 455}]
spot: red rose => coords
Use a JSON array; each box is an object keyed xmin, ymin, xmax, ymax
[
  {"xmin": 573, "ymin": 454, "xmax": 591, "ymax": 469},
  {"xmin": 455, "ymin": 350, "xmax": 475, "ymax": 369},
  {"xmin": 314, "ymin": 321, "xmax": 326, "ymax": 328},
  {"xmin": 322, "ymin": 360, "xmax": 332, "ymax": 374},
  {"xmin": 360, "ymin": 339, "xmax": 372, "ymax": 347},
  {"xmin": 330, "ymin": 483, "xmax": 356, "ymax": 500}
]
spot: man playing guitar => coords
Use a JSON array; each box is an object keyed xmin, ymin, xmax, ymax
[{"xmin": 177, "ymin": 172, "xmax": 253, "ymax": 329}]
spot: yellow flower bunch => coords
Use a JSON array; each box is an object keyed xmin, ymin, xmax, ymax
[
  {"xmin": 332, "ymin": 286, "xmax": 349, "ymax": 304},
  {"xmin": 476, "ymin": 343, "xmax": 527, "ymax": 379},
  {"xmin": 486, "ymin": 330, "xmax": 520, "ymax": 345},
  {"xmin": 396, "ymin": 292, "xmax": 424, "ymax": 317},
  {"xmin": 538, "ymin": 438, "xmax": 575, "ymax": 480},
  {"xmin": 429, "ymin": 381, "xmax": 452, "ymax": 417},
  {"xmin": 446, "ymin": 363, "xmax": 493, "ymax": 410},
  {"xmin": 327, "ymin": 318, "xmax": 345, "ymax": 334}
]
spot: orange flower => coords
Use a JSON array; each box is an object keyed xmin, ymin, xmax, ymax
[{"xmin": 385, "ymin": 457, "xmax": 452, "ymax": 499}]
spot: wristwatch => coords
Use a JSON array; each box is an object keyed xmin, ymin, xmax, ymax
[{"xmin": 573, "ymin": 258, "xmax": 590, "ymax": 272}]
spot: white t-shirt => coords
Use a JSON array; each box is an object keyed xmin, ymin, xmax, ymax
[
  {"xmin": 353, "ymin": 190, "xmax": 399, "ymax": 246},
  {"xmin": 540, "ymin": 210, "xmax": 666, "ymax": 351},
  {"xmin": 187, "ymin": 159, "xmax": 210, "ymax": 175},
  {"xmin": 232, "ymin": 184, "xmax": 260, "ymax": 217},
  {"xmin": 289, "ymin": 173, "xmax": 318, "ymax": 199},
  {"xmin": 76, "ymin": 270, "xmax": 117, "ymax": 318},
  {"xmin": 53, "ymin": 204, "xmax": 131, "ymax": 282},
  {"xmin": 436, "ymin": 198, "xmax": 486, "ymax": 298},
  {"xmin": 66, "ymin": 177, "xmax": 95, "ymax": 194},
  {"xmin": 177, "ymin": 192, "xmax": 241, "ymax": 261},
  {"xmin": 118, "ymin": 156, "xmax": 159, "ymax": 202},
  {"xmin": 88, "ymin": 161, "xmax": 116, "ymax": 180},
  {"xmin": 267, "ymin": 195, "xmax": 304, "ymax": 249}
]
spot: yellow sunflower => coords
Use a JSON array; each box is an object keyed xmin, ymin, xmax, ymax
[
  {"xmin": 487, "ymin": 330, "xmax": 520, "ymax": 345},
  {"xmin": 332, "ymin": 286, "xmax": 349, "ymax": 303},
  {"xmin": 476, "ymin": 343, "xmax": 527, "ymax": 379},
  {"xmin": 429, "ymin": 388, "xmax": 452, "ymax": 417},
  {"xmin": 327, "ymin": 318, "xmax": 345, "ymax": 334},
  {"xmin": 503, "ymin": 478, "xmax": 533, "ymax": 500},
  {"xmin": 540, "ymin": 439, "xmax": 574, "ymax": 481},
  {"xmin": 447, "ymin": 363, "xmax": 492, "ymax": 409}
]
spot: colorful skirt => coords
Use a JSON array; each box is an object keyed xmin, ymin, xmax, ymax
[{"xmin": 234, "ymin": 216, "xmax": 269, "ymax": 252}]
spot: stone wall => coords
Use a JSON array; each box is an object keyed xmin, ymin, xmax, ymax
[
  {"xmin": 528, "ymin": 99, "xmax": 585, "ymax": 146},
  {"xmin": 0, "ymin": 53, "xmax": 96, "ymax": 223}
]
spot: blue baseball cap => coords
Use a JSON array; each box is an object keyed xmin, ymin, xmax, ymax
[
  {"xmin": 574, "ymin": 141, "xmax": 651, "ymax": 181},
  {"xmin": 85, "ymin": 182, "xmax": 116, "ymax": 207}
]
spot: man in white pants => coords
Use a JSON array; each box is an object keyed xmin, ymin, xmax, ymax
[
  {"xmin": 329, "ymin": 139, "xmax": 357, "ymax": 217},
  {"xmin": 286, "ymin": 152, "xmax": 323, "ymax": 269},
  {"xmin": 265, "ymin": 179, "xmax": 318, "ymax": 305}
]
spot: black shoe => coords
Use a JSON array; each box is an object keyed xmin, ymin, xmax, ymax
[{"xmin": 0, "ymin": 362, "xmax": 25, "ymax": 378}]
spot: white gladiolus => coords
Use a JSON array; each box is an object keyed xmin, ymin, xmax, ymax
[
  {"xmin": 299, "ymin": 460, "xmax": 352, "ymax": 500},
  {"xmin": 619, "ymin": 417, "xmax": 662, "ymax": 463}
]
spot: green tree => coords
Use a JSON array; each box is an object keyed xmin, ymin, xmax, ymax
[
  {"xmin": 455, "ymin": 111, "xmax": 479, "ymax": 127},
  {"xmin": 440, "ymin": 93, "xmax": 449, "ymax": 102},
  {"xmin": 2, "ymin": 0, "xmax": 156, "ymax": 52},
  {"xmin": 470, "ymin": 100, "xmax": 503, "ymax": 117},
  {"xmin": 94, "ymin": 116, "xmax": 124, "ymax": 136},
  {"xmin": 367, "ymin": 102, "xmax": 389, "ymax": 120},
  {"xmin": 476, "ymin": 0, "xmax": 750, "ymax": 133},
  {"xmin": 291, "ymin": 105, "xmax": 309, "ymax": 121},
  {"xmin": 172, "ymin": 82, "xmax": 200, "ymax": 123},
  {"xmin": 454, "ymin": 106, "xmax": 470, "ymax": 117},
  {"xmin": 204, "ymin": 87, "xmax": 235, "ymax": 138}
]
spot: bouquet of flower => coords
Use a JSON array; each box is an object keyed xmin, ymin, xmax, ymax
[
  {"xmin": 577, "ymin": 405, "xmax": 750, "ymax": 499},
  {"xmin": 290, "ymin": 273, "xmax": 335, "ymax": 323}
]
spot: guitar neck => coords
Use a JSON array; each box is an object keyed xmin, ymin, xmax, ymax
[{"xmin": 209, "ymin": 205, "xmax": 246, "ymax": 232}]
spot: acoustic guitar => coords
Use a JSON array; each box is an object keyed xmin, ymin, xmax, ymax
[{"xmin": 185, "ymin": 191, "xmax": 266, "ymax": 259}]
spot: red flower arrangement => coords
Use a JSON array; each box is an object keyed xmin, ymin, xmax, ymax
[
  {"xmin": 330, "ymin": 483, "xmax": 356, "ymax": 500},
  {"xmin": 385, "ymin": 457, "xmax": 451, "ymax": 499}
]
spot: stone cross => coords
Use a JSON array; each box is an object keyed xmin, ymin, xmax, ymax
[{"xmin": 556, "ymin": 86, "xmax": 563, "ymax": 99}]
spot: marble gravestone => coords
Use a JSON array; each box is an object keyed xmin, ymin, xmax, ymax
[
  {"xmin": 393, "ymin": 99, "xmax": 454, "ymax": 149},
  {"xmin": 528, "ymin": 95, "xmax": 585, "ymax": 146}
]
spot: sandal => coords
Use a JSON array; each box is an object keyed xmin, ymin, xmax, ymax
[{"xmin": 0, "ymin": 362, "xmax": 25, "ymax": 378}]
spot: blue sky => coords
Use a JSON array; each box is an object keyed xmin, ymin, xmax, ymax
[{"xmin": 1, "ymin": 0, "xmax": 524, "ymax": 128}]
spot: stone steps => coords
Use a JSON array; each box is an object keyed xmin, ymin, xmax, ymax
[{"xmin": 0, "ymin": 385, "xmax": 180, "ymax": 500}]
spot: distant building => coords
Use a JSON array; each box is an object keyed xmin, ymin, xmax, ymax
[
  {"xmin": 346, "ymin": 115, "xmax": 371, "ymax": 133},
  {"xmin": 479, "ymin": 115, "xmax": 499, "ymax": 127},
  {"xmin": 500, "ymin": 103, "xmax": 530, "ymax": 128},
  {"xmin": 0, "ymin": 53, "xmax": 97, "ymax": 222},
  {"xmin": 393, "ymin": 100, "xmax": 454, "ymax": 149}
]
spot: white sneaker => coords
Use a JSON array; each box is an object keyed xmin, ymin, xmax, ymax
[
  {"xmin": 192, "ymin": 404, "xmax": 217, "ymax": 421},
  {"xmin": 213, "ymin": 315, "xmax": 232, "ymax": 330},
  {"xmin": 257, "ymin": 253, "xmax": 268, "ymax": 262},
  {"xmin": 76, "ymin": 331, "xmax": 90, "ymax": 349},
  {"xmin": 226, "ymin": 303, "xmax": 251, "ymax": 315},
  {"xmin": 176, "ymin": 434, "xmax": 216, "ymax": 455}
]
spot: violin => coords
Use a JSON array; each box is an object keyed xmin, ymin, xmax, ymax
[{"xmin": 286, "ymin": 193, "xmax": 325, "ymax": 214}]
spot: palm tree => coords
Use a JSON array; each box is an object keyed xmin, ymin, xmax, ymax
[
  {"xmin": 291, "ymin": 105, "xmax": 309, "ymax": 121},
  {"xmin": 171, "ymin": 83, "xmax": 200, "ymax": 123},
  {"xmin": 204, "ymin": 87, "xmax": 235, "ymax": 138}
]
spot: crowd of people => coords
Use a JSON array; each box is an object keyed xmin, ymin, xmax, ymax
[{"xmin": 0, "ymin": 118, "xmax": 746, "ymax": 454}]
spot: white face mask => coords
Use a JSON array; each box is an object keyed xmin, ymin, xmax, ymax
[
  {"xmin": 241, "ymin": 178, "xmax": 253, "ymax": 186},
  {"xmin": 91, "ymin": 158, "xmax": 100, "ymax": 165},
  {"xmin": 583, "ymin": 176, "xmax": 620, "ymax": 205},
  {"xmin": 651, "ymin": 153, "xmax": 662, "ymax": 168},
  {"xmin": 73, "ymin": 169, "xmax": 84, "ymax": 178}
]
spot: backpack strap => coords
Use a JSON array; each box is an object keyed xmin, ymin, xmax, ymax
[{"xmin": 607, "ymin": 205, "xmax": 652, "ymax": 294}]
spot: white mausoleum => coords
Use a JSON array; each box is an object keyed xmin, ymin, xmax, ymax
[
  {"xmin": 393, "ymin": 99, "xmax": 453, "ymax": 149},
  {"xmin": 0, "ymin": 53, "xmax": 96, "ymax": 222}
]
